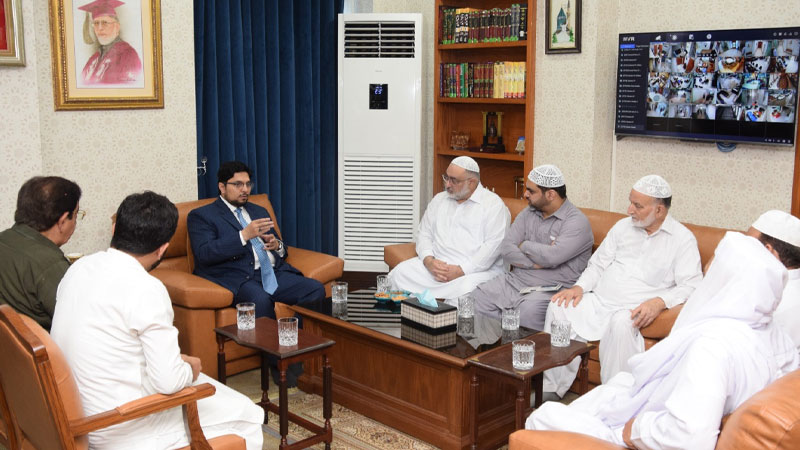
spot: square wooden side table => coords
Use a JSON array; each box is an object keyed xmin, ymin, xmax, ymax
[
  {"xmin": 215, "ymin": 317, "xmax": 336, "ymax": 450},
  {"xmin": 467, "ymin": 332, "xmax": 594, "ymax": 449}
]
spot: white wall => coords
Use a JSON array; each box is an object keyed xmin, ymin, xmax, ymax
[{"xmin": 0, "ymin": 0, "xmax": 198, "ymax": 254}]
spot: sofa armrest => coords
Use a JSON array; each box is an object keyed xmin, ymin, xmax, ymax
[
  {"xmin": 641, "ymin": 303, "xmax": 683, "ymax": 340},
  {"xmin": 384, "ymin": 243, "xmax": 417, "ymax": 270},
  {"xmin": 151, "ymin": 268, "xmax": 233, "ymax": 309},
  {"xmin": 286, "ymin": 247, "xmax": 344, "ymax": 285},
  {"xmin": 509, "ymin": 430, "xmax": 627, "ymax": 450}
]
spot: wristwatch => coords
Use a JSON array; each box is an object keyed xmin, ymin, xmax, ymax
[{"xmin": 276, "ymin": 240, "xmax": 284, "ymax": 253}]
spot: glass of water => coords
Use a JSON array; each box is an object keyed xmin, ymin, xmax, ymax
[
  {"xmin": 550, "ymin": 319, "xmax": 572, "ymax": 347},
  {"xmin": 332, "ymin": 281, "xmax": 348, "ymax": 304},
  {"xmin": 512, "ymin": 339, "xmax": 535, "ymax": 371},
  {"xmin": 458, "ymin": 294, "xmax": 474, "ymax": 318},
  {"xmin": 236, "ymin": 302, "xmax": 255, "ymax": 330},
  {"xmin": 376, "ymin": 275, "xmax": 390, "ymax": 294},
  {"xmin": 502, "ymin": 307, "xmax": 520, "ymax": 330},
  {"xmin": 332, "ymin": 301, "xmax": 348, "ymax": 320},
  {"xmin": 277, "ymin": 317, "xmax": 299, "ymax": 346}
]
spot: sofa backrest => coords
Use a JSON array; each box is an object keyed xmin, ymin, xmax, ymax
[
  {"xmin": 160, "ymin": 194, "xmax": 279, "ymax": 273},
  {"xmin": 500, "ymin": 197, "xmax": 730, "ymax": 270}
]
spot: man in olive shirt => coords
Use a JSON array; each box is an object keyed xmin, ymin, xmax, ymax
[{"xmin": 0, "ymin": 176, "xmax": 82, "ymax": 330}]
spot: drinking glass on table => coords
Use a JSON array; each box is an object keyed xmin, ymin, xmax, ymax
[
  {"xmin": 236, "ymin": 302, "xmax": 256, "ymax": 330},
  {"xmin": 332, "ymin": 281, "xmax": 348, "ymax": 304},
  {"xmin": 502, "ymin": 307, "xmax": 520, "ymax": 330},
  {"xmin": 277, "ymin": 317, "xmax": 299, "ymax": 346},
  {"xmin": 512, "ymin": 340, "xmax": 535, "ymax": 370},
  {"xmin": 457, "ymin": 294, "xmax": 474, "ymax": 318},
  {"xmin": 550, "ymin": 319, "xmax": 572, "ymax": 347},
  {"xmin": 376, "ymin": 275, "xmax": 390, "ymax": 294}
]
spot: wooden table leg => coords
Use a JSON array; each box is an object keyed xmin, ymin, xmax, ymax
[
  {"xmin": 323, "ymin": 353, "xmax": 332, "ymax": 450},
  {"xmin": 216, "ymin": 334, "xmax": 227, "ymax": 385},
  {"xmin": 470, "ymin": 368, "xmax": 479, "ymax": 450},
  {"xmin": 515, "ymin": 379, "xmax": 529, "ymax": 430},
  {"xmin": 259, "ymin": 355, "xmax": 271, "ymax": 425},
  {"xmin": 578, "ymin": 353, "xmax": 590, "ymax": 394},
  {"xmin": 532, "ymin": 372, "xmax": 544, "ymax": 408},
  {"xmin": 279, "ymin": 361, "xmax": 289, "ymax": 448}
]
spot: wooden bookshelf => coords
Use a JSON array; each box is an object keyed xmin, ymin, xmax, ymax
[{"xmin": 434, "ymin": 0, "xmax": 536, "ymax": 199}]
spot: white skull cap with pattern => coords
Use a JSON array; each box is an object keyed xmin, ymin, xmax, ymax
[
  {"xmin": 633, "ymin": 174, "xmax": 672, "ymax": 199},
  {"xmin": 450, "ymin": 156, "xmax": 480, "ymax": 173},
  {"xmin": 752, "ymin": 210, "xmax": 800, "ymax": 248},
  {"xmin": 528, "ymin": 164, "xmax": 565, "ymax": 188}
]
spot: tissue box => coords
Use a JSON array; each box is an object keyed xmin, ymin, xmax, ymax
[
  {"xmin": 401, "ymin": 321, "xmax": 456, "ymax": 349},
  {"xmin": 400, "ymin": 297, "xmax": 457, "ymax": 333}
]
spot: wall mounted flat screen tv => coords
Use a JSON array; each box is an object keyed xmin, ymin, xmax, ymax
[{"xmin": 615, "ymin": 27, "xmax": 800, "ymax": 146}]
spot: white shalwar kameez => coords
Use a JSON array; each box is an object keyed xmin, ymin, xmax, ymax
[
  {"xmin": 388, "ymin": 183, "xmax": 510, "ymax": 300},
  {"xmin": 775, "ymin": 268, "xmax": 800, "ymax": 353},
  {"xmin": 543, "ymin": 215, "xmax": 702, "ymax": 397},
  {"xmin": 527, "ymin": 232, "xmax": 799, "ymax": 450},
  {"xmin": 51, "ymin": 248, "xmax": 264, "ymax": 450}
]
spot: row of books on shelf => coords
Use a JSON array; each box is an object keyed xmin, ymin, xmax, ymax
[
  {"xmin": 439, "ymin": 62, "xmax": 527, "ymax": 99},
  {"xmin": 439, "ymin": 4, "xmax": 528, "ymax": 45}
]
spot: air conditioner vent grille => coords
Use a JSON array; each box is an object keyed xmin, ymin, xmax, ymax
[
  {"xmin": 344, "ymin": 21, "xmax": 415, "ymax": 58},
  {"xmin": 341, "ymin": 157, "xmax": 416, "ymax": 262}
]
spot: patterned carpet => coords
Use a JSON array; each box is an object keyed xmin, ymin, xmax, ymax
[{"xmin": 226, "ymin": 369, "xmax": 441, "ymax": 449}]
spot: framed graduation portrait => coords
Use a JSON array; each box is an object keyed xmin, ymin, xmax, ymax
[
  {"xmin": 49, "ymin": 0, "xmax": 163, "ymax": 110},
  {"xmin": 545, "ymin": 0, "xmax": 581, "ymax": 54},
  {"xmin": 0, "ymin": 0, "xmax": 25, "ymax": 66}
]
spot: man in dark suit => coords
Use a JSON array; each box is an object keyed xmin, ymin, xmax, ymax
[{"xmin": 187, "ymin": 161, "xmax": 325, "ymax": 320}]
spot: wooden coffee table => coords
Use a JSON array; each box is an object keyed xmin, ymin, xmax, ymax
[
  {"xmin": 467, "ymin": 332, "xmax": 594, "ymax": 449},
  {"xmin": 214, "ymin": 318, "xmax": 336, "ymax": 450}
]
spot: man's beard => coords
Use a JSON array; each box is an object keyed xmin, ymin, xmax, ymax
[
  {"xmin": 631, "ymin": 209, "xmax": 657, "ymax": 228},
  {"xmin": 447, "ymin": 184, "xmax": 471, "ymax": 201}
]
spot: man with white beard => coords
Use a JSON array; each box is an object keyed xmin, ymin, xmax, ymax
[
  {"xmin": 78, "ymin": 0, "xmax": 143, "ymax": 85},
  {"xmin": 388, "ymin": 156, "xmax": 510, "ymax": 301},
  {"xmin": 541, "ymin": 175, "xmax": 703, "ymax": 400}
]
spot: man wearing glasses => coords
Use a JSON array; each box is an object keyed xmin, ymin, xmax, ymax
[
  {"xmin": 188, "ymin": 160, "xmax": 325, "ymax": 321},
  {"xmin": 388, "ymin": 156, "xmax": 511, "ymax": 301},
  {"xmin": 0, "ymin": 176, "xmax": 83, "ymax": 331}
]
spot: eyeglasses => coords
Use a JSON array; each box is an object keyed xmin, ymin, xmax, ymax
[
  {"xmin": 92, "ymin": 19, "xmax": 118, "ymax": 28},
  {"xmin": 442, "ymin": 174, "xmax": 469, "ymax": 185},
  {"xmin": 226, "ymin": 181, "xmax": 253, "ymax": 189},
  {"xmin": 75, "ymin": 210, "xmax": 86, "ymax": 221}
]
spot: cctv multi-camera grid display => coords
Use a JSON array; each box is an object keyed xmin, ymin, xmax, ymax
[{"xmin": 615, "ymin": 27, "xmax": 800, "ymax": 146}]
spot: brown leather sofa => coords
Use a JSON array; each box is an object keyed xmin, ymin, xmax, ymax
[
  {"xmin": 508, "ymin": 368, "xmax": 800, "ymax": 449},
  {"xmin": 383, "ymin": 197, "xmax": 729, "ymax": 389},
  {"xmin": 152, "ymin": 194, "xmax": 344, "ymax": 380}
]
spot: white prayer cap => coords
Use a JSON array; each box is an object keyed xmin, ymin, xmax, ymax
[
  {"xmin": 450, "ymin": 156, "xmax": 480, "ymax": 173},
  {"xmin": 632, "ymin": 175, "xmax": 672, "ymax": 198},
  {"xmin": 752, "ymin": 210, "xmax": 800, "ymax": 248},
  {"xmin": 528, "ymin": 164, "xmax": 565, "ymax": 188}
]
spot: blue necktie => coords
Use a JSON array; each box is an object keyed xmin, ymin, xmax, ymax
[{"xmin": 235, "ymin": 208, "xmax": 278, "ymax": 295}]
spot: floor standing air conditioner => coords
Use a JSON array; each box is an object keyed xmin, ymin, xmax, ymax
[{"xmin": 337, "ymin": 13, "xmax": 422, "ymax": 272}]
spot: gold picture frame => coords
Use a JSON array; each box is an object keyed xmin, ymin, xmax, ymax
[
  {"xmin": 0, "ymin": 0, "xmax": 25, "ymax": 66},
  {"xmin": 49, "ymin": 0, "xmax": 163, "ymax": 110}
]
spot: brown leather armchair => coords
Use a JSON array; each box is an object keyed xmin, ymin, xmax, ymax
[
  {"xmin": 151, "ymin": 194, "xmax": 344, "ymax": 380},
  {"xmin": 508, "ymin": 368, "xmax": 800, "ymax": 449},
  {"xmin": 384, "ymin": 197, "xmax": 729, "ymax": 389},
  {"xmin": 0, "ymin": 304, "xmax": 245, "ymax": 450}
]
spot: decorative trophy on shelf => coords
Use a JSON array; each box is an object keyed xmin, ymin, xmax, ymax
[{"xmin": 477, "ymin": 111, "xmax": 505, "ymax": 153}]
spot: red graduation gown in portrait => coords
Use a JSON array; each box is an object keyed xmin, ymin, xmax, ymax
[{"xmin": 82, "ymin": 39, "xmax": 142, "ymax": 85}]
